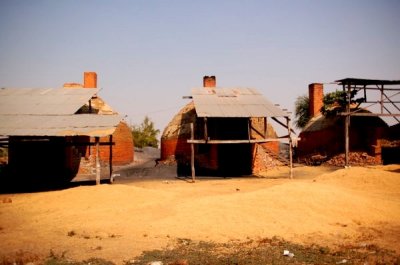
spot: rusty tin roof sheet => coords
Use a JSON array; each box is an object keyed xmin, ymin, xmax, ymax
[
  {"xmin": 0, "ymin": 88, "xmax": 98, "ymax": 115},
  {"xmin": 191, "ymin": 87, "xmax": 289, "ymax": 118},
  {"xmin": 0, "ymin": 114, "xmax": 122, "ymax": 137}
]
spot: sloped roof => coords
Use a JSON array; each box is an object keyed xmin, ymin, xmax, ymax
[
  {"xmin": 191, "ymin": 87, "xmax": 289, "ymax": 118},
  {"xmin": 0, "ymin": 88, "xmax": 122, "ymax": 137},
  {"xmin": 0, "ymin": 88, "xmax": 98, "ymax": 115},
  {"xmin": 335, "ymin": 78, "xmax": 400, "ymax": 86},
  {"xmin": 0, "ymin": 114, "xmax": 122, "ymax": 137}
]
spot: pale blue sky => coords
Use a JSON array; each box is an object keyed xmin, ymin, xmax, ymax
[{"xmin": 0, "ymin": 0, "xmax": 399, "ymax": 134}]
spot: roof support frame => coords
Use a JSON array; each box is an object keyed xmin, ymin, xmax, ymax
[
  {"xmin": 188, "ymin": 115, "xmax": 295, "ymax": 180},
  {"xmin": 336, "ymin": 78, "xmax": 400, "ymax": 167}
]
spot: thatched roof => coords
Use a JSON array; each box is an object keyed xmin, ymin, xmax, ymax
[{"xmin": 162, "ymin": 102, "xmax": 196, "ymax": 140}]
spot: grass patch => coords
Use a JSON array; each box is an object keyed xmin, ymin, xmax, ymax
[
  {"xmin": 128, "ymin": 237, "xmax": 400, "ymax": 265},
  {"xmin": 5, "ymin": 237, "xmax": 398, "ymax": 265}
]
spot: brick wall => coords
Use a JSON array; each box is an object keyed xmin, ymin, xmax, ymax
[
  {"xmin": 260, "ymin": 141, "xmax": 279, "ymax": 155},
  {"xmin": 161, "ymin": 138, "xmax": 191, "ymax": 162},
  {"xmin": 297, "ymin": 129, "xmax": 341, "ymax": 157},
  {"xmin": 297, "ymin": 116, "xmax": 388, "ymax": 162},
  {"xmin": 98, "ymin": 121, "xmax": 134, "ymax": 165}
]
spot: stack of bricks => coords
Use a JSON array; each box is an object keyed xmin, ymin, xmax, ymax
[{"xmin": 252, "ymin": 143, "xmax": 284, "ymax": 174}]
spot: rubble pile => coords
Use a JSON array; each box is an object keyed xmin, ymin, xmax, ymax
[{"xmin": 325, "ymin": 152, "xmax": 379, "ymax": 167}]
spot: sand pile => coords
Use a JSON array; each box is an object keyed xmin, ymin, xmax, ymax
[{"xmin": 0, "ymin": 165, "xmax": 399, "ymax": 263}]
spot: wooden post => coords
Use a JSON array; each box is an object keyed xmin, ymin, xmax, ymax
[
  {"xmin": 380, "ymin": 84, "xmax": 384, "ymax": 114},
  {"xmin": 345, "ymin": 82, "xmax": 351, "ymax": 167},
  {"xmin": 247, "ymin": 118, "xmax": 251, "ymax": 140},
  {"xmin": 287, "ymin": 117, "xmax": 293, "ymax": 179},
  {"xmin": 264, "ymin": 117, "xmax": 268, "ymax": 139},
  {"xmin": 190, "ymin": 123, "xmax": 196, "ymax": 183},
  {"xmin": 95, "ymin": 137, "xmax": 101, "ymax": 185},
  {"xmin": 109, "ymin": 135, "xmax": 113, "ymax": 178},
  {"xmin": 204, "ymin": 117, "xmax": 208, "ymax": 142},
  {"xmin": 89, "ymin": 99, "xmax": 92, "ymax": 113}
]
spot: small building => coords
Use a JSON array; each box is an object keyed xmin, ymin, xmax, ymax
[
  {"xmin": 0, "ymin": 72, "xmax": 133, "ymax": 184},
  {"xmin": 297, "ymin": 80, "xmax": 400, "ymax": 165},
  {"xmin": 161, "ymin": 76, "xmax": 294, "ymax": 178}
]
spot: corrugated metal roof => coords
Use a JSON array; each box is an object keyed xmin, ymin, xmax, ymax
[
  {"xmin": 191, "ymin": 87, "xmax": 289, "ymax": 118},
  {"xmin": 0, "ymin": 88, "xmax": 98, "ymax": 115},
  {"xmin": 0, "ymin": 114, "xmax": 122, "ymax": 137},
  {"xmin": 335, "ymin": 78, "xmax": 400, "ymax": 86}
]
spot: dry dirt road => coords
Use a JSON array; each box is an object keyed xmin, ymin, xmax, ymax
[{"xmin": 0, "ymin": 165, "xmax": 399, "ymax": 264}]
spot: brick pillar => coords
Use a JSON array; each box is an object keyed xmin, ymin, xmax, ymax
[
  {"xmin": 308, "ymin": 83, "xmax": 324, "ymax": 117},
  {"xmin": 84, "ymin": 72, "xmax": 97, "ymax": 88},
  {"xmin": 203, "ymin": 76, "xmax": 216, "ymax": 88}
]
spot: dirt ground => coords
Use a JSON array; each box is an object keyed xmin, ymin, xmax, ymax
[{"xmin": 0, "ymin": 164, "xmax": 399, "ymax": 264}]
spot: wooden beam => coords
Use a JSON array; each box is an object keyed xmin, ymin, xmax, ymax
[
  {"xmin": 338, "ymin": 113, "xmax": 400, "ymax": 117},
  {"xmin": 383, "ymin": 91, "xmax": 400, "ymax": 112},
  {"xmin": 190, "ymin": 123, "xmax": 195, "ymax": 183},
  {"xmin": 249, "ymin": 120, "xmax": 266, "ymax": 138},
  {"xmin": 109, "ymin": 135, "xmax": 113, "ymax": 180},
  {"xmin": 264, "ymin": 117, "xmax": 268, "ymax": 139},
  {"xmin": 361, "ymin": 87, "xmax": 400, "ymax": 91},
  {"xmin": 204, "ymin": 117, "xmax": 208, "ymax": 141},
  {"xmin": 345, "ymin": 83, "xmax": 350, "ymax": 167},
  {"xmin": 287, "ymin": 117, "xmax": 293, "ymax": 179},
  {"xmin": 380, "ymin": 84, "xmax": 384, "ymax": 114},
  {"xmin": 65, "ymin": 142, "xmax": 115, "ymax": 146},
  {"xmin": 247, "ymin": 118, "xmax": 251, "ymax": 140},
  {"xmin": 187, "ymin": 138, "xmax": 282, "ymax": 144},
  {"xmin": 271, "ymin": 117, "xmax": 296, "ymax": 134}
]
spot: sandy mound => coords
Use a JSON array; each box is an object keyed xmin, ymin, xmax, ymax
[{"xmin": 0, "ymin": 165, "xmax": 399, "ymax": 263}]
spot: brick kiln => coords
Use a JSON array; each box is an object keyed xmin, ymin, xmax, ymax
[
  {"xmin": 160, "ymin": 76, "xmax": 292, "ymax": 177},
  {"xmin": 1, "ymin": 72, "xmax": 133, "ymax": 185},
  {"xmin": 297, "ymin": 83, "xmax": 390, "ymax": 165}
]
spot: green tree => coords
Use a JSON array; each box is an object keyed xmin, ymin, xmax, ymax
[
  {"xmin": 294, "ymin": 95, "xmax": 310, "ymax": 129},
  {"xmin": 294, "ymin": 89, "xmax": 365, "ymax": 129},
  {"xmin": 321, "ymin": 90, "xmax": 364, "ymax": 116},
  {"xmin": 320, "ymin": 90, "xmax": 346, "ymax": 116},
  {"xmin": 131, "ymin": 116, "xmax": 160, "ymax": 148}
]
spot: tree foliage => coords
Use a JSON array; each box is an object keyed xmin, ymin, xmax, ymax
[
  {"xmin": 320, "ymin": 90, "xmax": 364, "ymax": 116},
  {"xmin": 294, "ymin": 89, "xmax": 366, "ymax": 129},
  {"xmin": 131, "ymin": 116, "xmax": 160, "ymax": 148},
  {"xmin": 294, "ymin": 95, "xmax": 310, "ymax": 129},
  {"xmin": 320, "ymin": 90, "xmax": 347, "ymax": 116}
]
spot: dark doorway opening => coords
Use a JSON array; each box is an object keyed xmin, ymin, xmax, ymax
[
  {"xmin": 382, "ymin": 147, "xmax": 400, "ymax": 165},
  {"xmin": 218, "ymin": 144, "xmax": 252, "ymax": 176}
]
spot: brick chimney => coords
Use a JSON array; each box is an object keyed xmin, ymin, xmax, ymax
[
  {"xmin": 84, "ymin": 72, "xmax": 97, "ymax": 88},
  {"xmin": 203, "ymin": 76, "xmax": 216, "ymax": 88},
  {"xmin": 308, "ymin": 83, "xmax": 324, "ymax": 117}
]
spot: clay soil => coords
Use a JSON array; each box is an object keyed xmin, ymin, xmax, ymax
[{"xmin": 0, "ymin": 165, "xmax": 400, "ymax": 264}]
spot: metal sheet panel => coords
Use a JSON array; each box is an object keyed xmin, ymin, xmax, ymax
[
  {"xmin": 0, "ymin": 88, "xmax": 98, "ymax": 115},
  {"xmin": 335, "ymin": 78, "xmax": 400, "ymax": 86},
  {"xmin": 0, "ymin": 114, "xmax": 122, "ymax": 137},
  {"xmin": 192, "ymin": 87, "xmax": 288, "ymax": 118}
]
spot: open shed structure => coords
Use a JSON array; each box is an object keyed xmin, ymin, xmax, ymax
[
  {"xmin": 0, "ymin": 72, "xmax": 133, "ymax": 185},
  {"xmin": 337, "ymin": 78, "xmax": 400, "ymax": 166},
  {"xmin": 161, "ymin": 76, "xmax": 294, "ymax": 180}
]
